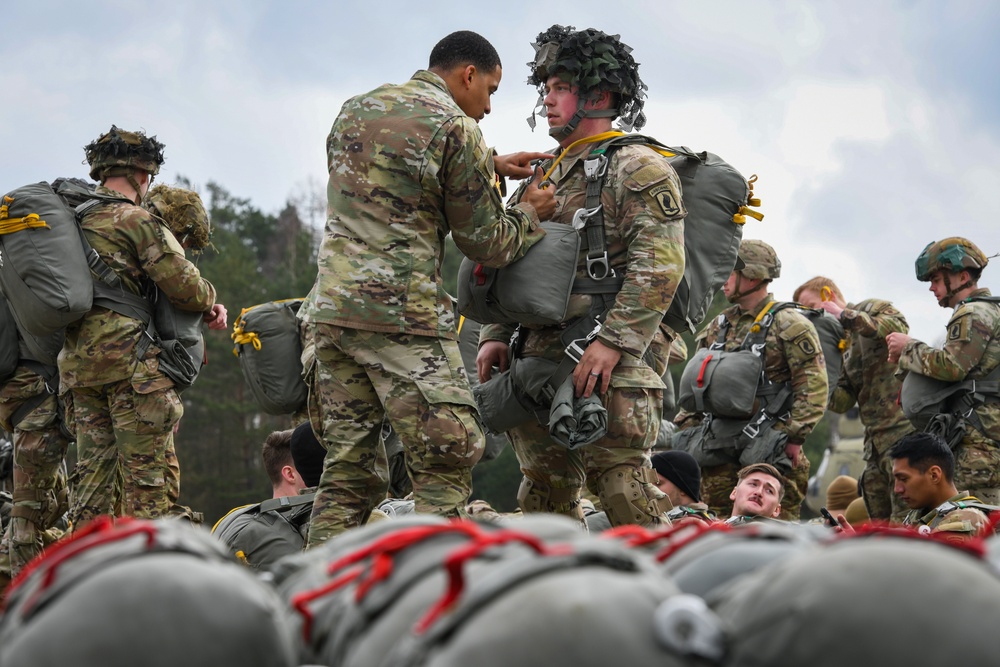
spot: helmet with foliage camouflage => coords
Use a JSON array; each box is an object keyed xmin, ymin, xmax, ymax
[
  {"xmin": 144, "ymin": 184, "xmax": 213, "ymax": 252},
  {"xmin": 737, "ymin": 239, "xmax": 781, "ymax": 280},
  {"xmin": 915, "ymin": 237, "xmax": 989, "ymax": 281},
  {"xmin": 0, "ymin": 517, "xmax": 297, "ymax": 667},
  {"xmin": 84, "ymin": 125, "xmax": 165, "ymax": 183},
  {"xmin": 526, "ymin": 25, "xmax": 647, "ymax": 138}
]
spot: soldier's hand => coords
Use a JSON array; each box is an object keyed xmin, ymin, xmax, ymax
[
  {"xmin": 477, "ymin": 340, "xmax": 509, "ymax": 383},
  {"xmin": 204, "ymin": 304, "xmax": 228, "ymax": 330},
  {"xmin": 784, "ymin": 442, "xmax": 802, "ymax": 466},
  {"xmin": 494, "ymin": 151, "xmax": 555, "ymax": 179},
  {"xmin": 573, "ymin": 339, "xmax": 621, "ymax": 398},
  {"xmin": 885, "ymin": 332, "xmax": 910, "ymax": 364},
  {"xmin": 819, "ymin": 300, "xmax": 844, "ymax": 319},
  {"xmin": 522, "ymin": 167, "xmax": 556, "ymax": 220}
]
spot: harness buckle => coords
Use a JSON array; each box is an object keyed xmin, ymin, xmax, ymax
[
  {"xmin": 571, "ymin": 204, "xmax": 603, "ymax": 230},
  {"xmin": 583, "ymin": 154, "xmax": 609, "ymax": 181},
  {"xmin": 564, "ymin": 322, "xmax": 603, "ymax": 363},
  {"xmin": 586, "ymin": 251, "xmax": 614, "ymax": 280}
]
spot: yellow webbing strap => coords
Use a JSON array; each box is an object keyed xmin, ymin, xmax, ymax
[
  {"xmin": 0, "ymin": 196, "xmax": 49, "ymax": 234},
  {"xmin": 540, "ymin": 131, "xmax": 676, "ymax": 184},
  {"xmin": 211, "ymin": 503, "xmax": 255, "ymax": 533},
  {"xmin": 230, "ymin": 298, "xmax": 305, "ymax": 356},
  {"xmin": 457, "ymin": 314, "xmax": 465, "ymax": 335},
  {"xmin": 734, "ymin": 174, "xmax": 764, "ymax": 224},
  {"xmin": 749, "ymin": 300, "xmax": 777, "ymax": 333}
]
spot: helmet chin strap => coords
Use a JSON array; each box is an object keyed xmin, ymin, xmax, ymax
[
  {"xmin": 939, "ymin": 272, "xmax": 972, "ymax": 308},
  {"xmin": 726, "ymin": 273, "xmax": 767, "ymax": 303},
  {"xmin": 548, "ymin": 101, "xmax": 619, "ymax": 140}
]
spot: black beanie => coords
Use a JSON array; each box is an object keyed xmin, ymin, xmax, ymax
[
  {"xmin": 290, "ymin": 422, "xmax": 326, "ymax": 488},
  {"xmin": 651, "ymin": 450, "xmax": 702, "ymax": 503}
]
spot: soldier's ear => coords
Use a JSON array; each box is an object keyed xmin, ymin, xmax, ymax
[
  {"xmin": 928, "ymin": 465, "xmax": 943, "ymax": 484},
  {"xmin": 771, "ymin": 503, "xmax": 782, "ymax": 518}
]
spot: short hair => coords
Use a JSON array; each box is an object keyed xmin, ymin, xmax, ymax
[
  {"xmin": 428, "ymin": 31, "xmax": 501, "ymax": 73},
  {"xmin": 261, "ymin": 429, "xmax": 294, "ymax": 487},
  {"xmin": 793, "ymin": 276, "xmax": 844, "ymax": 304},
  {"xmin": 889, "ymin": 432, "xmax": 955, "ymax": 482},
  {"xmin": 736, "ymin": 463, "xmax": 786, "ymax": 502},
  {"xmin": 966, "ymin": 266, "xmax": 983, "ymax": 282}
]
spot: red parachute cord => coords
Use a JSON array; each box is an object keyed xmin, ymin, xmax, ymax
[
  {"xmin": 839, "ymin": 521, "xmax": 988, "ymax": 559},
  {"xmin": 654, "ymin": 521, "xmax": 735, "ymax": 563},
  {"xmin": 292, "ymin": 521, "xmax": 486, "ymax": 643},
  {"xmin": 413, "ymin": 528, "xmax": 561, "ymax": 635}
]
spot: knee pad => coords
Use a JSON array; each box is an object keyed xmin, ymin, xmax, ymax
[
  {"xmin": 598, "ymin": 466, "xmax": 672, "ymax": 528},
  {"xmin": 517, "ymin": 477, "xmax": 582, "ymax": 519}
]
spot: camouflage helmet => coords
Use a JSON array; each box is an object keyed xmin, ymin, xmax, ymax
[
  {"xmin": 144, "ymin": 184, "xmax": 212, "ymax": 252},
  {"xmin": 84, "ymin": 125, "xmax": 165, "ymax": 182},
  {"xmin": 737, "ymin": 239, "xmax": 781, "ymax": 280},
  {"xmin": 915, "ymin": 237, "xmax": 989, "ymax": 281},
  {"xmin": 526, "ymin": 25, "xmax": 647, "ymax": 135}
]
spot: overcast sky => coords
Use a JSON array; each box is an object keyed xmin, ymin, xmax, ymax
[{"xmin": 2, "ymin": 1, "xmax": 996, "ymax": 343}]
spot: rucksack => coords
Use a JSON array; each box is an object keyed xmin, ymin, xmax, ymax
[
  {"xmin": 212, "ymin": 493, "xmax": 314, "ymax": 570},
  {"xmin": 232, "ymin": 298, "xmax": 308, "ymax": 415},
  {"xmin": 0, "ymin": 291, "xmax": 19, "ymax": 382}
]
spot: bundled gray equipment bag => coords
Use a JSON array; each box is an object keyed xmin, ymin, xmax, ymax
[
  {"xmin": 0, "ymin": 181, "xmax": 97, "ymax": 336},
  {"xmin": 0, "ymin": 516, "xmax": 298, "ymax": 667},
  {"xmin": 473, "ymin": 355, "xmax": 557, "ymax": 434},
  {"xmin": 678, "ymin": 347, "xmax": 762, "ymax": 419},
  {"xmin": 151, "ymin": 287, "xmax": 206, "ymax": 391},
  {"xmin": 457, "ymin": 220, "xmax": 581, "ymax": 326},
  {"xmin": 273, "ymin": 514, "xmax": 588, "ymax": 667},
  {"xmin": 232, "ymin": 298, "xmax": 308, "ymax": 415}
]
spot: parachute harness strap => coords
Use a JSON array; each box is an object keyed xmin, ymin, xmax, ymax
[{"xmin": 291, "ymin": 522, "xmax": 484, "ymax": 643}]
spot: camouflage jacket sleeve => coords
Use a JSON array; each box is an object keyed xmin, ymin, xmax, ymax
[
  {"xmin": 898, "ymin": 299, "xmax": 999, "ymax": 381},
  {"xmin": 772, "ymin": 311, "xmax": 828, "ymax": 443},
  {"xmin": 479, "ymin": 323, "xmax": 517, "ymax": 345},
  {"xmin": 442, "ymin": 117, "xmax": 545, "ymax": 268},
  {"xmin": 140, "ymin": 219, "xmax": 217, "ymax": 312},
  {"xmin": 841, "ymin": 298, "xmax": 908, "ymax": 339},
  {"xmin": 596, "ymin": 147, "xmax": 686, "ymax": 358},
  {"xmin": 829, "ymin": 383, "xmax": 858, "ymax": 414}
]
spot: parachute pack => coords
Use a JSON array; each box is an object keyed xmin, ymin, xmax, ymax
[
  {"xmin": 674, "ymin": 302, "xmax": 845, "ymax": 471},
  {"xmin": 231, "ymin": 299, "xmax": 308, "ymax": 415},
  {"xmin": 457, "ymin": 134, "xmax": 761, "ymax": 335},
  {"xmin": 0, "ymin": 179, "xmax": 205, "ymax": 390},
  {"xmin": 212, "ymin": 493, "xmax": 315, "ymax": 570}
]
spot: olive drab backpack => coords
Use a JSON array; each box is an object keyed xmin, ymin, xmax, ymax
[
  {"xmin": 212, "ymin": 493, "xmax": 315, "ymax": 570},
  {"xmin": 231, "ymin": 298, "xmax": 309, "ymax": 415}
]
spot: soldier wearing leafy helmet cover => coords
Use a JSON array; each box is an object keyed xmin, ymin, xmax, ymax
[
  {"xmin": 673, "ymin": 240, "xmax": 828, "ymax": 520},
  {"xmin": 887, "ymin": 237, "xmax": 1000, "ymax": 504},
  {"xmin": 477, "ymin": 25, "xmax": 686, "ymax": 528},
  {"xmin": 61, "ymin": 126, "xmax": 227, "ymax": 527}
]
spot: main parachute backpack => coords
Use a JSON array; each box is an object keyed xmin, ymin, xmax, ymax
[{"xmin": 232, "ymin": 298, "xmax": 309, "ymax": 415}]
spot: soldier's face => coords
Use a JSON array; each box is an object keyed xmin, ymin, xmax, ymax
[
  {"xmin": 797, "ymin": 289, "xmax": 823, "ymax": 310},
  {"xmin": 928, "ymin": 270, "xmax": 968, "ymax": 308},
  {"xmin": 892, "ymin": 458, "xmax": 937, "ymax": 508},
  {"xmin": 543, "ymin": 75, "xmax": 580, "ymax": 130},
  {"xmin": 454, "ymin": 64, "xmax": 501, "ymax": 122},
  {"xmin": 655, "ymin": 472, "xmax": 684, "ymax": 507},
  {"xmin": 730, "ymin": 472, "xmax": 782, "ymax": 518}
]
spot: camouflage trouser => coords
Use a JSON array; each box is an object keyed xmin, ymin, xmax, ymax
[
  {"xmin": 303, "ymin": 323, "xmax": 484, "ymax": 548},
  {"xmin": 862, "ymin": 436, "xmax": 910, "ymax": 522},
  {"xmin": 66, "ymin": 378, "xmax": 183, "ymax": 527},
  {"xmin": 954, "ymin": 432, "xmax": 1000, "ymax": 506},
  {"xmin": 702, "ymin": 455, "xmax": 810, "ymax": 521},
  {"xmin": 509, "ymin": 374, "xmax": 668, "ymax": 528},
  {"xmin": 0, "ymin": 367, "xmax": 70, "ymax": 578}
]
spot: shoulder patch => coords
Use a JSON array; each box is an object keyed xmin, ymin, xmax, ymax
[
  {"xmin": 793, "ymin": 333, "xmax": 818, "ymax": 357},
  {"xmin": 948, "ymin": 314, "xmax": 971, "ymax": 342}
]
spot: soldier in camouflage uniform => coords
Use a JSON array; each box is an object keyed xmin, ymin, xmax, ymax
[
  {"xmin": 0, "ymin": 346, "xmax": 69, "ymax": 581},
  {"xmin": 890, "ymin": 432, "xmax": 992, "ymax": 539},
  {"xmin": 795, "ymin": 276, "xmax": 913, "ymax": 521},
  {"xmin": 62, "ymin": 126, "xmax": 227, "ymax": 526},
  {"xmin": 674, "ymin": 241, "xmax": 828, "ymax": 520},
  {"xmin": 298, "ymin": 31, "xmax": 556, "ymax": 546},
  {"xmin": 887, "ymin": 237, "xmax": 1000, "ymax": 504},
  {"xmin": 478, "ymin": 26, "xmax": 685, "ymax": 528}
]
